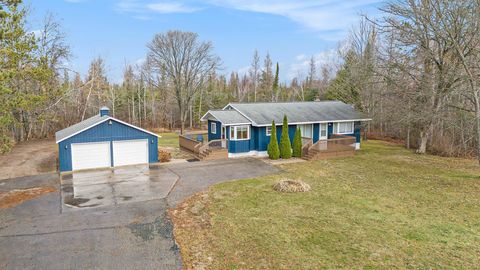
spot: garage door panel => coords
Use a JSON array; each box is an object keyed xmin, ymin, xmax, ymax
[
  {"xmin": 113, "ymin": 140, "xmax": 148, "ymax": 167},
  {"xmin": 71, "ymin": 142, "xmax": 111, "ymax": 171}
]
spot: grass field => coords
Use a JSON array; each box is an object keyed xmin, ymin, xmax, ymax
[
  {"xmin": 157, "ymin": 132, "xmax": 194, "ymax": 159},
  {"xmin": 170, "ymin": 140, "xmax": 480, "ymax": 269},
  {"xmin": 157, "ymin": 132, "xmax": 180, "ymax": 148}
]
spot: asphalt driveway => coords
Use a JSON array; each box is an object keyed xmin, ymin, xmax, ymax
[{"xmin": 0, "ymin": 158, "xmax": 278, "ymax": 269}]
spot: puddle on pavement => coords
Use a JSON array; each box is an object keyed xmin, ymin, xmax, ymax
[{"xmin": 61, "ymin": 165, "xmax": 179, "ymax": 211}]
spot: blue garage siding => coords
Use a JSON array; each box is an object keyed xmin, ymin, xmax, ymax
[
  {"xmin": 207, "ymin": 120, "xmax": 222, "ymax": 141},
  {"xmin": 58, "ymin": 119, "xmax": 158, "ymax": 172}
]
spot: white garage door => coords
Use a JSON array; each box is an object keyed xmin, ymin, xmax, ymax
[
  {"xmin": 71, "ymin": 142, "xmax": 111, "ymax": 171},
  {"xmin": 113, "ymin": 139, "xmax": 149, "ymax": 167}
]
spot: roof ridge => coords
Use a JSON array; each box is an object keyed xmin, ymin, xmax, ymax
[{"xmin": 229, "ymin": 100, "xmax": 341, "ymax": 105}]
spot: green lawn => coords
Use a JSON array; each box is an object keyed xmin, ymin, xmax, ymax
[
  {"xmin": 170, "ymin": 140, "xmax": 480, "ymax": 269},
  {"xmin": 157, "ymin": 132, "xmax": 194, "ymax": 159},
  {"xmin": 157, "ymin": 132, "xmax": 180, "ymax": 148}
]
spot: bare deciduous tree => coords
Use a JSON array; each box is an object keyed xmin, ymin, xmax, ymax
[{"xmin": 147, "ymin": 30, "xmax": 220, "ymax": 133}]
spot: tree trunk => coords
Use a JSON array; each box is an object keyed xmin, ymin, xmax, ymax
[{"xmin": 474, "ymin": 90, "xmax": 480, "ymax": 165}]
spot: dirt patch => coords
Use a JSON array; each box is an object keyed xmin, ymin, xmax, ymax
[
  {"xmin": 0, "ymin": 138, "xmax": 57, "ymax": 180},
  {"xmin": 0, "ymin": 186, "xmax": 57, "ymax": 209},
  {"xmin": 273, "ymin": 179, "xmax": 311, "ymax": 193},
  {"xmin": 169, "ymin": 191, "xmax": 213, "ymax": 270}
]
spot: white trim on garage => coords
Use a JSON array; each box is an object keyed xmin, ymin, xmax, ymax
[{"xmin": 56, "ymin": 117, "xmax": 159, "ymax": 143}]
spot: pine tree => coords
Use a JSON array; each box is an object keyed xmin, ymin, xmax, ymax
[
  {"xmin": 279, "ymin": 115, "xmax": 292, "ymax": 159},
  {"xmin": 292, "ymin": 128, "xmax": 302, "ymax": 157},
  {"xmin": 267, "ymin": 120, "xmax": 280, "ymax": 159},
  {"xmin": 272, "ymin": 62, "xmax": 279, "ymax": 101}
]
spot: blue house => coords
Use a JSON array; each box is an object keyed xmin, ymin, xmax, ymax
[
  {"xmin": 200, "ymin": 101, "xmax": 371, "ymax": 158},
  {"xmin": 56, "ymin": 107, "xmax": 159, "ymax": 172}
]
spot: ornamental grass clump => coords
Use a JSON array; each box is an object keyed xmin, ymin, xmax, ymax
[{"xmin": 273, "ymin": 179, "xmax": 311, "ymax": 193}]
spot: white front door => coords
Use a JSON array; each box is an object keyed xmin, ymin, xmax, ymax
[
  {"xmin": 113, "ymin": 139, "xmax": 149, "ymax": 167},
  {"xmin": 319, "ymin": 123, "xmax": 328, "ymax": 140},
  {"xmin": 71, "ymin": 141, "xmax": 111, "ymax": 171},
  {"xmin": 221, "ymin": 126, "xmax": 226, "ymax": 147}
]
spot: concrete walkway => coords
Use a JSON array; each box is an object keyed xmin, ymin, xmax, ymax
[{"xmin": 0, "ymin": 158, "xmax": 278, "ymax": 270}]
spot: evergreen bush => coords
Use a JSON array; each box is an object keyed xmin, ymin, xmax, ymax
[
  {"xmin": 267, "ymin": 120, "xmax": 280, "ymax": 159},
  {"xmin": 292, "ymin": 128, "xmax": 302, "ymax": 157},
  {"xmin": 279, "ymin": 115, "xmax": 292, "ymax": 159}
]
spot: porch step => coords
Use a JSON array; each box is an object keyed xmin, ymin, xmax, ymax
[{"xmin": 197, "ymin": 149, "xmax": 228, "ymax": 161}]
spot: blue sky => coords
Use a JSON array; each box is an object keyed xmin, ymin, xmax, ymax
[{"xmin": 27, "ymin": 0, "xmax": 383, "ymax": 83}]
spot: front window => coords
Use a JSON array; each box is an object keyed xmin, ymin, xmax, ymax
[
  {"xmin": 230, "ymin": 125, "xmax": 250, "ymax": 140},
  {"xmin": 320, "ymin": 123, "xmax": 327, "ymax": 138},
  {"xmin": 334, "ymin": 122, "xmax": 354, "ymax": 134},
  {"xmin": 266, "ymin": 126, "xmax": 272, "ymax": 136},
  {"xmin": 298, "ymin": 124, "xmax": 313, "ymax": 138},
  {"xmin": 211, "ymin": 122, "xmax": 217, "ymax": 134}
]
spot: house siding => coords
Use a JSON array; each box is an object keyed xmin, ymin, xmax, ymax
[
  {"xmin": 58, "ymin": 119, "xmax": 158, "ymax": 172},
  {"xmin": 207, "ymin": 120, "xmax": 222, "ymax": 141},
  {"xmin": 225, "ymin": 121, "xmax": 361, "ymax": 155}
]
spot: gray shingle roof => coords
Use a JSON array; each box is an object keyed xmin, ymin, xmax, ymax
[
  {"xmin": 227, "ymin": 101, "xmax": 370, "ymax": 126},
  {"xmin": 55, "ymin": 114, "xmax": 109, "ymax": 142},
  {"xmin": 203, "ymin": 110, "xmax": 250, "ymax": 125}
]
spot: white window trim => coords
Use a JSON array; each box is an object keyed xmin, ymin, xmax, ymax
[
  {"xmin": 211, "ymin": 122, "xmax": 217, "ymax": 134},
  {"xmin": 266, "ymin": 126, "xmax": 272, "ymax": 136},
  {"xmin": 229, "ymin": 125, "xmax": 250, "ymax": 141},
  {"xmin": 334, "ymin": 122, "xmax": 354, "ymax": 134},
  {"xmin": 298, "ymin": 124, "xmax": 313, "ymax": 138},
  {"xmin": 319, "ymin": 123, "xmax": 328, "ymax": 139}
]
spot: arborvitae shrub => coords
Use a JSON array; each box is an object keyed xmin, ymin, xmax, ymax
[{"xmin": 267, "ymin": 120, "xmax": 280, "ymax": 160}]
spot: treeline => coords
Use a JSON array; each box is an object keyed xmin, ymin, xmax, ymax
[
  {"xmin": 1, "ymin": 0, "xmax": 479, "ymax": 163},
  {"xmin": 326, "ymin": 0, "xmax": 480, "ymax": 162}
]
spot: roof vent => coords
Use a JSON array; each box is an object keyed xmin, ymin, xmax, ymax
[{"xmin": 100, "ymin": 106, "xmax": 110, "ymax": 116}]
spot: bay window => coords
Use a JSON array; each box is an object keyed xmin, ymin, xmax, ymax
[{"xmin": 230, "ymin": 125, "xmax": 250, "ymax": 140}]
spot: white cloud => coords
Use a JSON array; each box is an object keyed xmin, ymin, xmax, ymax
[
  {"xmin": 287, "ymin": 48, "xmax": 340, "ymax": 80},
  {"xmin": 117, "ymin": 0, "xmax": 202, "ymax": 15},
  {"xmin": 236, "ymin": 65, "xmax": 250, "ymax": 76},
  {"xmin": 147, "ymin": 2, "xmax": 202, "ymax": 13},
  {"xmin": 206, "ymin": 0, "xmax": 381, "ymax": 40}
]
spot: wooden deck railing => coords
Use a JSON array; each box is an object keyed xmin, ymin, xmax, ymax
[
  {"xmin": 309, "ymin": 134, "xmax": 356, "ymax": 153},
  {"xmin": 178, "ymin": 134, "xmax": 202, "ymax": 153},
  {"xmin": 179, "ymin": 132, "xmax": 227, "ymax": 155},
  {"xmin": 197, "ymin": 139, "xmax": 228, "ymax": 154},
  {"xmin": 301, "ymin": 137, "xmax": 313, "ymax": 157}
]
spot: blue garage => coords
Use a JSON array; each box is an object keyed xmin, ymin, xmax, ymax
[{"xmin": 56, "ymin": 107, "xmax": 158, "ymax": 172}]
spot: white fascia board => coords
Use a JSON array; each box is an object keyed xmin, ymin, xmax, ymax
[
  {"xmin": 224, "ymin": 104, "xmax": 258, "ymax": 126},
  {"xmin": 111, "ymin": 117, "xmax": 160, "ymax": 138},
  {"xmin": 253, "ymin": 118, "xmax": 372, "ymax": 127},
  {"xmin": 56, "ymin": 116, "xmax": 159, "ymax": 144},
  {"xmin": 200, "ymin": 111, "xmax": 213, "ymax": 122},
  {"xmin": 56, "ymin": 117, "xmax": 110, "ymax": 143},
  {"xmin": 223, "ymin": 123, "xmax": 251, "ymax": 126}
]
